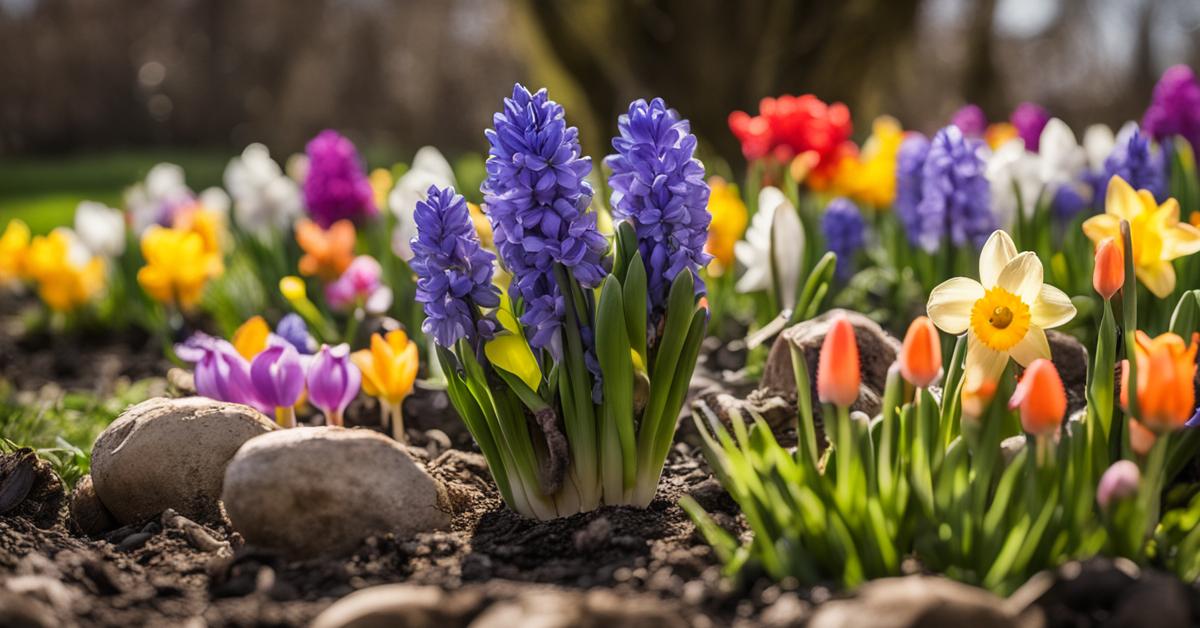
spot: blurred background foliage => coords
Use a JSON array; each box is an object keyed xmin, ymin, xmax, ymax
[{"xmin": 1, "ymin": 0, "xmax": 1198, "ymax": 228}]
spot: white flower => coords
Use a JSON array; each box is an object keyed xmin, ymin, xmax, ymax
[
  {"xmin": 199, "ymin": 187, "xmax": 230, "ymax": 217},
  {"xmin": 1083, "ymin": 124, "xmax": 1115, "ymax": 172},
  {"xmin": 125, "ymin": 163, "xmax": 194, "ymax": 234},
  {"xmin": 985, "ymin": 139, "xmax": 1042, "ymax": 227},
  {"xmin": 926, "ymin": 230, "xmax": 1076, "ymax": 388},
  {"xmin": 74, "ymin": 201, "xmax": 125, "ymax": 258},
  {"xmin": 1036, "ymin": 118, "xmax": 1086, "ymax": 188},
  {"xmin": 734, "ymin": 186, "xmax": 804, "ymax": 309},
  {"xmin": 224, "ymin": 143, "xmax": 302, "ymax": 236},
  {"xmin": 389, "ymin": 146, "xmax": 457, "ymax": 261}
]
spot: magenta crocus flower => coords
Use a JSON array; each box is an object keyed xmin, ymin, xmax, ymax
[
  {"xmin": 303, "ymin": 130, "xmax": 378, "ymax": 228},
  {"xmin": 250, "ymin": 344, "xmax": 306, "ymax": 427},
  {"xmin": 1143, "ymin": 64, "xmax": 1200, "ymax": 151},
  {"xmin": 306, "ymin": 343, "xmax": 361, "ymax": 427},
  {"xmin": 1010, "ymin": 102, "xmax": 1050, "ymax": 152},
  {"xmin": 325, "ymin": 255, "xmax": 383, "ymax": 311},
  {"xmin": 176, "ymin": 333, "xmax": 268, "ymax": 413},
  {"xmin": 951, "ymin": 104, "xmax": 987, "ymax": 138}
]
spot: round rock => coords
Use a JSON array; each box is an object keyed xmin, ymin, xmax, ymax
[
  {"xmin": 221, "ymin": 426, "xmax": 451, "ymax": 558},
  {"xmin": 91, "ymin": 397, "xmax": 276, "ymax": 525}
]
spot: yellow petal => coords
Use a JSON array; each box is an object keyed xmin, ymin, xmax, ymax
[
  {"xmin": 1031, "ymin": 284, "xmax": 1076, "ymax": 329},
  {"xmin": 1137, "ymin": 260, "xmax": 1177, "ymax": 298},
  {"xmin": 927, "ymin": 277, "xmax": 984, "ymax": 335},
  {"xmin": 351, "ymin": 349, "xmax": 384, "ymax": 398},
  {"xmin": 485, "ymin": 333, "xmax": 542, "ymax": 391},
  {"xmin": 1009, "ymin": 325, "xmax": 1050, "ymax": 367},
  {"xmin": 995, "ymin": 252, "xmax": 1043, "ymax": 305},
  {"xmin": 978, "ymin": 230, "xmax": 1017, "ymax": 289},
  {"xmin": 1082, "ymin": 213, "xmax": 1121, "ymax": 244},
  {"xmin": 1105, "ymin": 176, "xmax": 1141, "ymax": 221},
  {"xmin": 496, "ymin": 292, "xmax": 521, "ymax": 334},
  {"xmin": 1163, "ymin": 222, "xmax": 1200, "ymax": 259},
  {"xmin": 232, "ymin": 316, "xmax": 271, "ymax": 359}
]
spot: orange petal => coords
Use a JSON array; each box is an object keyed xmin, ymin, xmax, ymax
[
  {"xmin": 1009, "ymin": 358, "xmax": 1066, "ymax": 436},
  {"xmin": 817, "ymin": 316, "xmax": 860, "ymax": 407},
  {"xmin": 899, "ymin": 316, "xmax": 941, "ymax": 388}
]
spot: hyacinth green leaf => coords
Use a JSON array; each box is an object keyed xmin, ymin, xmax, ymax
[
  {"xmin": 596, "ymin": 275, "xmax": 637, "ymax": 493},
  {"xmin": 788, "ymin": 251, "xmax": 836, "ymax": 325},
  {"xmin": 1170, "ymin": 289, "xmax": 1200, "ymax": 336},
  {"xmin": 439, "ymin": 345, "xmax": 513, "ymax": 507},
  {"xmin": 623, "ymin": 251, "xmax": 649, "ymax": 366},
  {"xmin": 613, "ymin": 220, "xmax": 638, "ymax": 283}
]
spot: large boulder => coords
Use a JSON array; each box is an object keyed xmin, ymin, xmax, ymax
[
  {"xmin": 221, "ymin": 426, "xmax": 451, "ymax": 558},
  {"xmin": 1046, "ymin": 330, "xmax": 1088, "ymax": 416},
  {"xmin": 808, "ymin": 576, "xmax": 1043, "ymax": 628},
  {"xmin": 90, "ymin": 397, "xmax": 276, "ymax": 525}
]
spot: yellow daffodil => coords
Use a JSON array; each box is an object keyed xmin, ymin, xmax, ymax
[
  {"xmin": 370, "ymin": 168, "xmax": 394, "ymax": 210},
  {"xmin": 232, "ymin": 315, "xmax": 271, "ymax": 359},
  {"xmin": 137, "ymin": 225, "xmax": 223, "ymax": 310},
  {"xmin": 173, "ymin": 207, "xmax": 224, "ymax": 258},
  {"xmin": 831, "ymin": 116, "xmax": 904, "ymax": 208},
  {"xmin": 1082, "ymin": 176, "xmax": 1200, "ymax": 297},
  {"xmin": 352, "ymin": 330, "xmax": 419, "ymax": 441},
  {"xmin": 485, "ymin": 293, "xmax": 541, "ymax": 390},
  {"xmin": 0, "ymin": 219, "xmax": 31, "ymax": 283},
  {"xmin": 469, "ymin": 202, "xmax": 494, "ymax": 249},
  {"xmin": 927, "ymin": 230, "xmax": 1076, "ymax": 388},
  {"xmin": 24, "ymin": 228, "xmax": 105, "ymax": 312},
  {"xmin": 703, "ymin": 178, "xmax": 748, "ymax": 275}
]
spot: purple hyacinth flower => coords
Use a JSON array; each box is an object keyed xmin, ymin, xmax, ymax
[
  {"xmin": 482, "ymin": 84, "xmax": 609, "ymax": 357},
  {"xmin": 411, "ymin": 185, "xmax": 501, "ymax": 349},
  {"xmin": 1050, "ymin": 184, "xmax": 1089, "ymax": 222},
  {"xmin": 896, "ymin": 126, "xmax": 994, "ymax": 252},
  {"xmin": 1103, "ymin": 124, "xmax": 1168, "ymax": 202},
  {"xmin": 276, "ymin": 313, "xmax": 316, "ymax": 354},
  {"xmin": 951, "ymin": 104, "xmax": 987, "ymax": 138},
  {"xmin": 1143, "ymin": 65, "xmax": 1200, "ymax": 151},
  {"xmin": 306, "ymin": 343, "xmax": 361, "ymax": 426},
  {"xmin": 303, "ymin": 130, "xmax": 378, "ymax": 228},
  {"xmin": 821, "ymin": 197, "xmax": 866, "ymax": 279},
  {"xmin": 895, "ymin": 133, "xmax": 931, "ymax": 247},
  {"xmin": 175, "ymin": 333, "xmax": 267, "ymax": 413},
  {"xmin": 250, "ymin": 344, "xmax": 305, "ymax": 411},
  {"xmin": 605, "ymin": 97, "xmax": 712, "ymax": 318},
  {"xmin": 325, "ymin": 255, "xmax": 383, "ymax": 311},
  {"xmin": 1011, "ymin": 102, "xmax": 1051, "ymax": 152}
]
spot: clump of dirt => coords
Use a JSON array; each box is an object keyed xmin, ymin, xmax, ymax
[{"xmin": 0, "ymin": 448, "xmax": 64, "ymax": 529}]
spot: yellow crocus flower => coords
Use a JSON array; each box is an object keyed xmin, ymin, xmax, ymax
[
  {"xmin": 352, "ymin": 330, "xmax": 419, "ymax": 441},
  {"xmin": 137, "ymin": 226, "xmax": 223, "ymax": 310},
  {"xmin": 24, "ymin": 228, "xmax": 105, "ymax": 312},
  {"xmin": 173, "ymin": 208, "xmax": 224, "ymax": 258},
  {"xmin": 0, "ymin": 219, "xmax": 31, "ymax": 282},
  {"xmin": 704, "ymin": 178, "xmax": 748, "ymax": 275},
  {"xmin": 1082, "ymin": 176, "xmax": 1200, "ymax": 298},
  {"xmin": 231, "ymin": 315, "xmax": 271, "ymax": 359},
  {"xmin": 370, "ymin": 168, "xmax": 394, "ymax": 210}
]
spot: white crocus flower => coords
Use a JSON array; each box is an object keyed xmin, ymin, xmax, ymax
[
  {"xmin": 926, "ymin": 230, "xmax": 1076, "ymax": 389},
  {"xmin": 74, "ymin": 201, "xmax": 126, "ymax": 258},
  {"xmin": 985, "ymin": 139, "xmax": 1042, "ymax": 227},
  {"xmin": 199, "ymin": 187, "xmax": 230, "ymax": 217},
  {"xmin": 390, "ymin": 146, "xmax": 457, "ymax": 261},
  {"xmin": 1036, "ymin": 118, "xmax": 1086, "ymax": 188},
  {"xmin": 1083, "ymin": 124, "xmax": 1115, "ymax": 172},
  {"xmin": 224, "ymin": 143, "xmax": 302, "ymax": 237},
  {"xmin": 125, "ymin": 163, "xmax": 194, "ymax": 234},
  {"xmin": 733, "ymin": 186, "xmax": 804, "ymax": 304}
]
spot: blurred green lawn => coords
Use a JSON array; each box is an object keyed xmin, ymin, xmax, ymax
[{"xmin": 0, "ymin": 151, "xmax": 228, "ymax": 234}]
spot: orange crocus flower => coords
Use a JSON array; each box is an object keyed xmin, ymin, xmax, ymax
[
  {"xmin": 1008, "ymin": 358, "xmax": 1066, "ymax": 436},
  {"xmin": 1120, "ymin": 331, "xmax": 1199, "ymax": 431},
  {"xmin": 817, "ymin": 315, "xmax": 860, "ymax": 408},
  {"xmin": 296, "ymin": 218, "xmax": 355, "ymax": 280},
  {"xmin": 899, "ymin": 316, "xmax": 941, "ymax": 388}
]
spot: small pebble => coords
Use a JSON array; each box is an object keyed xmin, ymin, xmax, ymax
[{"xmin": 117, "ymin": 532, "xmax": 153, "ymax": 552}]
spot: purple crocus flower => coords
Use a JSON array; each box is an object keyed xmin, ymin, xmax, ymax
[
  {"xmin": 175, "ymin": 333, "xmax": 268, "ymax": 413},
  {"xmin": 605, "ymin": 97, "xmax": 711, "ymax": 319},
  {"xmin": 306, "ymin": 343, "xmax": 361, "ymax": 427},
  {"xmin": 951, "ymin": 104, "xmax": 987, "ymax": 138},
  {"xmin": 411, "ymin": 185, "xmax": 501, "ymax": 349},
  {"xmin": 303, "ymin": 130, "xmax": 378, "ymax": 228},
  {"xmin": 821, "ymin": 197, "xmax": 866, "ymax": 279},
  {"xmin": 325, "ymin": 255, "xmax": 383, "ymax": 311},
  {"xmin": 895, "ymin": 126, "xmax": 994, "ymax": 252},
  {"xmin": 482, "ymin": 84, "xmax": 609, "ymax": 356},
  {"xmin": 276, "ymin": 313, "xmax": 316, "ymax": 354},
  {"xmin": 250, "ymin": 344, "xmax": 306, "ymax": 426},
  {"xmin": 1143, "ymin": 65, "xmax": 1200, "ymax": 151},
  {"xmin": 1011, "ymin": 102, "xmax": 1051, "ymax": 152}
]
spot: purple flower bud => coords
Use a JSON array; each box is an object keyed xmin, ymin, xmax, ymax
[
  {"xmin": 1096, "ymin": 460, "xmax": 1140, "ymax": 510},
  {"xmin": 176, "ymin": 333, "xmax": 268, "ymax": 413},
  {"xmin": 1011, "ymin": 102, "xmax": 1050, "ymax": 152},
  {"xmin": 306, "ymin": 343, "xmax": 361, "ymax": 426},
  {"xmin": 951, "ymin": 104, "xmax": 987, "ymax": 138},
  {"xmin": 325, "ymin": 255, "xmax": 383, "ymax": 311},
  {"xmin": 250, "ymin": 344, "xmax": 306, "ymax": 410},
  {"xmin": 303, "ymin": 130, "xmax": 378, "ymax": 228},
  {"xmin": 276, "ymin": 313, "xmax": 316, "ymax": 354}
]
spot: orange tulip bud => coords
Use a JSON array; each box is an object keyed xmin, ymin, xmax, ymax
[
  {"xmin": 1092, "ymin": 237, "xmax": 1124, "ymax": 299},
  {"xmin": 899, "ymin": 316, "xmax": 942, "ymax": 388},
  {"xmin": 1120, "ymin": 332, "xmax": 1199, "ymax": 431},
  {"xmin": 1008, "ymin": 358, "xmax": 1067, "ymax": 436},
  {"xmin": 817, "ymin": 316, "xmax": 860, "ymax": 408},
  {"xmin": 1127, "ymin": 418, "xmax": 1156, "ymax": 457}
]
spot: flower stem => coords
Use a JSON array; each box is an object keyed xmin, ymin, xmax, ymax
[{"xmin": 275, "ymin": 406, "xmax": 297, "ymax": 429}]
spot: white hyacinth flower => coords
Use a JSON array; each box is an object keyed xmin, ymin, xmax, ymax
[
  {"xmin": 74, "ymin": 200, "xmax": 126, "ymax": 258},
  {"xmin": 390, "ymin": 146, "xmax": 457, "ymax": 261},
  {"xmin": 224, "ymin": 143, "xmax": 302, "ymax": 237}
]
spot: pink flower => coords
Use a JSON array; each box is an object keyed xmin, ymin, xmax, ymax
[{"xmin": 325, "ymin": 255, "xmax": 382, "ymax": 310}]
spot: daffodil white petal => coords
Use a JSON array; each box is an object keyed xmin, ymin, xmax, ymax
[
  {"xmin": 1009, "ymin": 325, "xmax": 1050, "ymax": 367},
  {"xmin": 996, "ymin": 252, "xmax": 1043, "ymax": 304},
  {"xmin": 1031, "ymin": 284, "xmax": 1076, "ymax": 329},
  {"xmin": 927, "ymin": 277, "xmax": 984, "ymax": 334},
  {"xmin": 979, "ymin": 230, "xmax": 1017, "ymax": 289},
  {"xmin": 964, "ymin": 333, "xmax": 1010, "ymax": 389}
]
